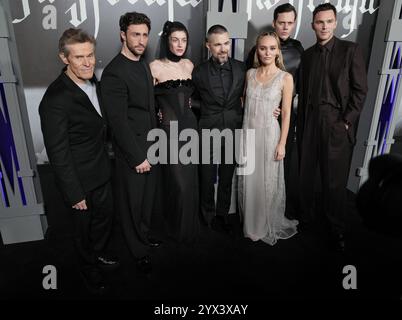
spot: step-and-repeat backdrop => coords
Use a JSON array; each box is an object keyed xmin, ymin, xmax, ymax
[{"xmin": 8, "ymin": 0, "xmax": 387, "ymax": 163}]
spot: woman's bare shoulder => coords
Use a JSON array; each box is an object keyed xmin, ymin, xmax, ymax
[
  {"xmin": 182, "ymin": 58, "xmax": 194, "ymax": 68},
  {"xmin": 150, "ymin": 59, "xmax": 165, "ymax": 79},
  {"xmin": 149, "ymin": 59, "xmax": 163, "ymax": 69}
]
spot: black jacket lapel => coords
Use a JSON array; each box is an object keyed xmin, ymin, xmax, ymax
[
  {"xmin": 60, "ymin": 71, "xmax": 102, "ymax": 118},
  {"xmin": 95, "ymin": 81, "xmax": 107, "ymax": 119}
]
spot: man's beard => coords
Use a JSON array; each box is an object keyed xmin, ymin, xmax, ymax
[
  {"xmin": 214, "ymin": 53, "xmax": 228, "ymax": 64},
  {"xmin": 127, "ymin": 42, "xmax": 145, "ymax": 58}
]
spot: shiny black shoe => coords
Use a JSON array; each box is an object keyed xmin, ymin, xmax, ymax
[
  {"xmin": 148, "ymin": 238, "xmax": 161, "ymax": 248},
  {"xmin": 330, "ymin": 232, "xmax": 346, "ymax": 253},
  {"xmin": 96, "ymin": 254, "xmax": 120, "ymax": 269},
  {"xmin": 79, "ymin": 266, "xmax": 109, "ymax": 295},
  {"xmin": 136, "ymin": 255, "xmax": 152, "ymax": 274}
]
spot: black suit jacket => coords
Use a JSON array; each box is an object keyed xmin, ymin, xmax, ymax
[
  {"xmin": 297, "ymin": 37, "xmax": 368, "ymax": 145},
  {"xmin": 39, "ymin": 71, "xmax": 111, "ymax": 206},
  {"xmin": 100, "ymin": 54, "xmax": 156, "ymax": 168},
  {"xmin": 192, "ymin": 58, "xmax": 246, "ymax": 130}
]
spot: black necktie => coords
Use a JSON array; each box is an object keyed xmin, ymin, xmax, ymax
[
  {"xmin": 312, "ymin": 46, "xmax": 327, "ymax": 106},
  {"xmin": 320, "ymin": 46, "xmax": 328, "ymax": 102}
]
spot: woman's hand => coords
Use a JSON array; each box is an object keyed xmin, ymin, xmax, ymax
[{"xmin": 275, "ymin": 143, "xmax": 286, "ymax": 161}]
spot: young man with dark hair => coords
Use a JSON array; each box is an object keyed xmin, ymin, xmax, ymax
[
  {"xmin": 39, "ymin": 28, "xmax": 118, "ymax": 295},
  {"xmin": 118, "ymin": 10, "xmax": 151, "ymax": 43},
  {"xmin": 297, "ymin": 3, "xmax": 368, "ymax": 251},
  {"xmin": 101, "ymin": 12, "xmax": 159, "ymax": 273},
  {"xmin": 246, "ymin": 4, "xmax": 303, "ymax": 72},
  {"xmin": 273, "ymin": 2, "xmax": 297, "ymax": 20},
  {"xmin": 312, "ymin": 2, "xmax": 337, "ymax": 19},
  {"xmin": 272, "ymin": 3, "xmax": 304, "ymax": 219}
]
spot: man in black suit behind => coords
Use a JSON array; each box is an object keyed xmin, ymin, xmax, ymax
[
  {"xmin": 297, "ymin": 3, "xmax": 368, "ymax": 251},
  {"xmin": 39, "ymin": 28, "xmax": 118, "ymax": 294},
  {"xmin": 192, "ymin": 25, "xmax": 246, "ymax": 230}
]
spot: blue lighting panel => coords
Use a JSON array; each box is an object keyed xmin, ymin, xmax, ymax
[{"xmin": 0, "ymin": 82, "xmax": 27, "ymax": 206}]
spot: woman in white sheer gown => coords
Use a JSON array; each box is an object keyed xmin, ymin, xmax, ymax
[{"xmin": 238, "ymin": 32, "xmax": 298, "ymax": 245}]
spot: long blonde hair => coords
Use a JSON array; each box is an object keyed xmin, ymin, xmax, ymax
[{"xmin": 253, "ymin": 31, "xmax": 286, "ymax": 71}]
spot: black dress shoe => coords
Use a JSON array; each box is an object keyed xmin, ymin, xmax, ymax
[
  {"xmin": 96, "ymin": 254, "xmax": 120, "ymax": 269},
  {"xmin": 136, "ymin": 256, "xmax": 152, "ymax": 274},
  {"xmin": 222, "ymin": 221, "xmax": 233, "ymax": 233},
  {"xmin": 79, "ymin": 266, "xmax": 109, "ymax": 295},
  {"xmin": 331, "ymin": 233, "xmax": 346, "ymax": 253},
  {"xmin": 201, "ymin": 217, "xmax": 213, "ymax": 228},
  {"xmin": 148, "ymin": 238, "xmax": 161, "ymax": 248},
  {"xmin": 213, "ymin": 215, "xmax": 232, "ymax": 233}
]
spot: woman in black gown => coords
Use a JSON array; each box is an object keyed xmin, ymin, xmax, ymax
[{"xmin": 149, "ymin": 21, "xmax": 199, "ymax": 243}]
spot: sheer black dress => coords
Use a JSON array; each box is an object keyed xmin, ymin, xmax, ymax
[{"xmin": 155, "ymin": 79, "xmax": 199, "ymax": 243}]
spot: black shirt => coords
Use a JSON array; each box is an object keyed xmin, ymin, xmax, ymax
[
  {"xmin": 101, "ymin": 53, "xmax": 156, "ymax": 167},
  {"xmin": 280, "ymin": 37, "xmax": 304, "ymax": 80},
  {"xmin": 280, "ymin": 37, "xmax": 304, "ymax": 93},
  {"xmin": 313, "ymin": 36, "xmax": 337, "ymax": 107},
  {"xmin": 209, "ymin": 57, "xmax": 233, "ymax": 102}
]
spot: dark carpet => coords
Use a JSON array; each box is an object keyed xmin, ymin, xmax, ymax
[{"xmin": 1, "ymin": 164, "xmax": 401, "ymax": 302}]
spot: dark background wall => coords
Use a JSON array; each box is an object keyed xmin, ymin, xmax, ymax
[
  {"xmin": 9, "ymin": 0, "xmax": 207, "ymax": 87},
  {"xmin": 244, "ymin": 0, "xmax": 379, "ymax": 67}
]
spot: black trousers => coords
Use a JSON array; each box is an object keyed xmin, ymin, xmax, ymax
[
  {"xmin": 114, "ymin": 156, "xmax": 157, "ymax": 259},
  {"xmin": 72, "ymin": 181, "xmax": 114, "ymax": 266},
  {"xmin": 299, "ymin": 104, "xmax": 354, "ymax": 234},
  {"xmin": 200, "ymin": 132, "xmax": 236, "ymax": 224}
]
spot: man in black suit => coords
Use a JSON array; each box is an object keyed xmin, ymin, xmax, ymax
[
  {"xmin": 297, "ymin": 3, "xmax": 368, "ymax": 250},
  {"xmin": 39, "ymin": 28, "xmax": 118, "ymax": 294},
  {"xmin": 101, "ymin": 12, "xmax": 159, "ymax": 272},
  {"xmin": 192, "ymin": 25, "xmax": 246, "ymax": 230}
]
